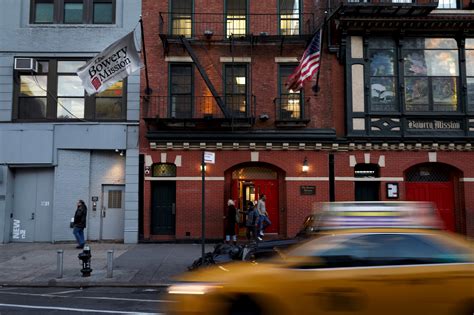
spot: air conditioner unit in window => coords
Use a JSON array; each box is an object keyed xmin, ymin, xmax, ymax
[{"xmin": 14, "ymin": 58, "xmax": 38, "ymax": 72}]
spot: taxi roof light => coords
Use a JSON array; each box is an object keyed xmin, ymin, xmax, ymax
[{"xmin": 312, "ymin": 202, "xmax": 442, "ymax": 231}]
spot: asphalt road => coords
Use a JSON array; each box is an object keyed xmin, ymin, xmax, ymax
[{"xmin": 0, "ymin": 286, "xmax": 170, "ymax": 314}]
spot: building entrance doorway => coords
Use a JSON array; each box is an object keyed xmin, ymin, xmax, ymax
[
  {"xmin": 151, "ymin": 181, "xmax": 176, "ymax": 235},
  {"xmin": 354, "ymin": 164, "xmax": 380, "ymax": 201},
  {"xmin": 11, "ymin": 168, "xmax": 53, "ymax": 242},
  {"xmin": 231, "ymin": 166, "xmax": 279, "ymax": 234},
  {"xmin": 405, "ymin": 163, "xmax": 457, "ymax": 232}
]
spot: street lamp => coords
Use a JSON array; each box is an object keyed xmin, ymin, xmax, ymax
[{"xmin": 302, "ymin": 157, "xmax": 309, "ymax": 173}]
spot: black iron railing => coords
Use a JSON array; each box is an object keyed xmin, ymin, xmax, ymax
[
  {"xmin": 158, "ymin": 12, "xmax": 316, "ymax": 40},
  {"xmin": 144, "ymin": 95, "xmax": 256, "ymax": 121},
  {"xmin": 329, "ymin": 0, "xmax": 439, "ymax": 16}
]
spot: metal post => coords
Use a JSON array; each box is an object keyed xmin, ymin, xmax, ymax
[
  {"xmin": 107, "ymin": 250, "xmax": 114, "ymax": 278},
  {"xmin": 139, "ymin": 16, "xmax": 152, "ymax": 95},
  {"xmin": 56, "ymin": 250, "xmax": 63, "ymax": 279},
  {"xmin": 201, "ymin": 151, "xmax": 206, "ymax": 260},
  {"xmin": 329, "ymin": 153, "xmax": 335, "ymax": 201}
]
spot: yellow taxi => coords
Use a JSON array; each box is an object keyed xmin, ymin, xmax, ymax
[{"xmin": 166, "ymin": 202, "xmax": 474, "ymax": 315}]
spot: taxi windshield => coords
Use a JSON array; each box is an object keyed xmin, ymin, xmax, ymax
[{"xmin": 285, "ymin": 232, "xmax": 473, "ymax": 267}]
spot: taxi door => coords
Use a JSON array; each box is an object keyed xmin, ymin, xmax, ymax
[{"xmin": 284, "ymin": 233, "xmax": 471, "ymax": 315}]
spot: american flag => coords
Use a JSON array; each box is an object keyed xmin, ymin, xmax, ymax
[{"xmin": 286, "ymin": 29, "xmax": 322, "ymax": 92}]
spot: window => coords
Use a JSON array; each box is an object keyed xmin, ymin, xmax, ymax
[
  {"xmin": 279, "ymin": 0, "xmax": 300, "ymax": 35},
  {"xmin": 226, "ymin": 0, "xmax": 247, "ymax": 38},
  {"xmin": 171, "ymin": 0, "xmax": 193, "ymax": 37},
  {"xmin": 108, "ymin": 190, "xmax": 123, "ymax": 208},
  {"xmin": 369, "ymin": 39, "xmax": 397, "ymax": 112},
  {"xmin": 30, "ymin": 0, "xmax": 115, "ymax": 24},
  {"xmin": 93, "ymin": 0, "xmax": 114, "ymax": 24},
  {"xmin": 170, "ymin": 64, "xmax": 193, "ymax": 118},
  {"xmin": 403, "ymin": 38, "xmax": 459, "ymax": 112},
  {"xmin": 14, "ymin": 59, "xmax": 125, "ymax": 121},
  {"xmin": 467, "ymin": 39, "xmax": 474, "ymax": 112},
  {"xmin": 437, "ymin": 0, "xmax": 457, "ymax": 9},
  {"xmin": 63, "ymin": 1, "xmax": 84, "ymax": 24},
  {"xmin": 32, "ymin": 0, "xmax": 54, "ymax": 23},
  {"xmin": 152, "ymin": 163, "xmax": 177, "ymax": 177},
  {"xmin": 225, "ymin": 64, "xmax": 248, "ymax": 117},
  {"xmin": 278, "ymin": 65, "xmax": 302, "ymax": 120}
]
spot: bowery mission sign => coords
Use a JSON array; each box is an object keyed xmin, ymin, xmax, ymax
[{"xmin": 407, "ymin": 120, "xmax": 461, "ymax": 130}]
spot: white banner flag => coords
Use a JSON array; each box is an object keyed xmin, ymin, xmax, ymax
[{"xmin": 77, "ymin": 31, "xmax": 143, "ymax": 95}]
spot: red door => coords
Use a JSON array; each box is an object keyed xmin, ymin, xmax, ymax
[
  {"xmin": 405, "ymin": 182, "xmax": 455, "ymax": 231},
  {"xmin": 253, "ymin": 180, "xmax": 279, "ymax": 233}
]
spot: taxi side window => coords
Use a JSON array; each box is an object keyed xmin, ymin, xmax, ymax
[{"xmin": 318, "ymin": 234, "xmax": 470, "ymax": 268}]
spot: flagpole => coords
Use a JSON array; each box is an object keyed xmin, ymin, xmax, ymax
[
  {"xmin": 312, "ymin": 24, "xmax": 325, "ymax": 95},
  {"xmin": 139, "ymin": 16, "xmax": 152, "ymax": 95}
]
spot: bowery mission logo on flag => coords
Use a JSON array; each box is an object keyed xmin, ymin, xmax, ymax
[{"xmin": 77, "ymin": 31, "xmax": 143, "ymax": 95}]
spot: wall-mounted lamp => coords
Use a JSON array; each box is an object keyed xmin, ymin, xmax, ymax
[
  {"xmin": 119, "ymin": 150, "xmax": 125, "ymax": 157},
  {"xmin": 302, "ymin": 157, "xmax": 309, "ymax": 173},
  {"xmin": 200, "ymin": 164, "xmax": 207, "ymax": 172},
  {"xmin": 204, "ymin": 30, "xmax": 213, "ymax": 40}
]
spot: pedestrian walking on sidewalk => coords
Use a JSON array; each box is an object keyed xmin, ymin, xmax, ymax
[
  {"xmin": 224, "ymin": 199, "xmax": 237, "ymax": 245},
  {"xmin": 257, "ymin": 194, "xmax": 271, "ymax": 240},
  {"xmin": 244, "ymin": 201, "xmax": 258, "ymax": 241},
  {"xmin": 72, "ymin": 200, "xmax": 87, "ymax": 249}
]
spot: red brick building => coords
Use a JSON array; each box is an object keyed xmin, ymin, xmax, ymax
[{"xmin": 140, "ymin": 0, "xmax": 474, "ymax": 241}]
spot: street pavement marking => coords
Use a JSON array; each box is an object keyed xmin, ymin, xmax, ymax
[
  {"xmin": 50, "ymin": 289, "xmax": 84, "ymax": 295},
  {"xmin": 0, "ymin": 291, "xmax": 172, "ymax": 303},
  {"xmin": 0, "ymin": 303, "xmax": 163, "ymax": 314}
]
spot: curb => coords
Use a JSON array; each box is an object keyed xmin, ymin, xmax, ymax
[{"xmin": 0, "ymin": 281, "xmax": 174, "ymax": 288}]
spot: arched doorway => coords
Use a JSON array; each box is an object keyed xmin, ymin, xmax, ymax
[
  {"xmin": 228, "ymin": 164, "xmax": 282, "ymax": 235},
  {"xmin": 405, "ymin": 163, "xmax": 461, "ymax": 232}
]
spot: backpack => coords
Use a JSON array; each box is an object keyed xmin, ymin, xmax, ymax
[{"xmin": 235, "ymin": 210, "xmax": 241, "ymax": 224}]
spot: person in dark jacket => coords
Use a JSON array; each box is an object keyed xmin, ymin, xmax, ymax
[
  {"xmin": 73, "ymin": 200, "xmax": 87, "ymax": 249},
  {"xmin": 245, "ymin": 201, "xmax": 258, "ymax": 241},
  {"xmin": 224, "ymin": 199, "xmax": 237, "ymax": 245}
]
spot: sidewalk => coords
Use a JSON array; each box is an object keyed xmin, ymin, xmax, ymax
[{"xmin": 0, "ymin": 242, "xmax": 214, "ymax": 287}]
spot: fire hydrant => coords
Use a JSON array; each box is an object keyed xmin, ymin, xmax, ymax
[{"xmin": 78, "ymin": 244, "xmax": 92, "ymax": 277}]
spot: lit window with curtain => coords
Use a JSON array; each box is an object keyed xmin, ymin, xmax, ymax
[
  {"xmin": 279, "ymin": 65, "xmax": 302, "ymax": 120},
  {"xmin": 170, "ymin": 64, "xmax": 193, "ymax": 118},
  {"xmin": 437, "ymin": 0, "xmax": 457, "ymax": 9},
  {"xmin": 402, "ymin": 38, "xmax": 459, "ymax": 112},
  {"xmin": 171, "ymin": 0, "xmax": 193, "ymax": 38},
  {"xmin": 279, "ymin": 0, "xmax": 300, "ymax": 36},
  {"xmin": 225, "ymin": 64, "xmax": 248, "ymax": 118},
  {"xmin": 369, "ymin": 38, "xmax": 398, "ymax": 112},
  {"xmin": 467, "ymin": 39, "xmax": 474, "ymax": 112},
  {"xmin": 226, "ymin": 0, "xmax": 247, "ymax": 38}
]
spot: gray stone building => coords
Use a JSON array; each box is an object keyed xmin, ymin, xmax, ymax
[{"xmin": 0, "ymin": 0, "xmax": 141, "ymax": 244}]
